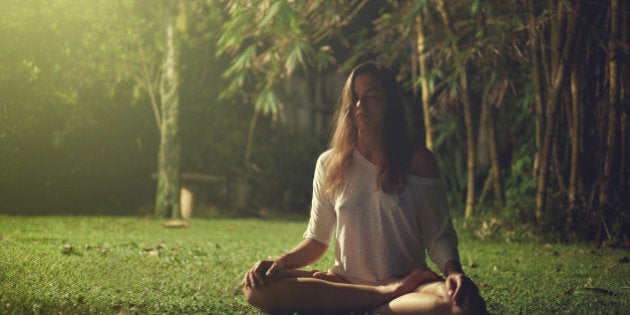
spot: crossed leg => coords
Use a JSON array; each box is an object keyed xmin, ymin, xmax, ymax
[
  {"xmin": 243, "ymin": 269, "xmax": 469, "ymax": 314},
  {"xmin": 375, "ymin": 281, "xmax": 459, "ymax": 315},
  {"xmin": 377, "ymin": 280, "xmax": 487, "ymax": 315}
]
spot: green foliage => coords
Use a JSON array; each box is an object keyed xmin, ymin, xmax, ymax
[
  {"xmin": 255, "ymin": 89, "xmax": 282, "ymax": 117},
  {"xmin": 180, "ymin": 73, "xmax": 324, "ymax": 216},
  {"xmin": 433, "ymin": 116, "xmax": 467, "ymax": 212},
  {"xmin": 504, "ymin": 155, "xmax": 537, "ymax": 222},
  {"xmin": 216, "ymin": 0, "xmax": 359, "ymax": 120},
  {"xmin": 246, "ymin": 125, "xmax": 323, "ymax": 214},
  {"xmin": 0, "ymin": 216, "xmax": 628, "ymax": 314}
]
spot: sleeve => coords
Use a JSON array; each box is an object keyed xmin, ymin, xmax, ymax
[
  {"xmin": 303, "ymin": 152, "xmax": 336, "ymax": 245},
  {"xmin": 417, "ymin": 181, "xmax": 460, "ymax": 274}
]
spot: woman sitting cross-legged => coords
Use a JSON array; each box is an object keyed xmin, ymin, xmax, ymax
[{"xmin": 242, "ymin": 61, "xmax": 487, "ymax": 315}]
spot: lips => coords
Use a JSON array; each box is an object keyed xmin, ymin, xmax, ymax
[{"xmin": 354, "ymin": 109, "xmax": 369, "ymax": 117}]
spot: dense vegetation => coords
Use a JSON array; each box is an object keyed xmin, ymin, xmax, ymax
[
  {"xmin": 1, "ymin": 216, "xmax": 628, "ymax": 314},
  {"xmin": 1, "ymin": 0, "xmax": 628, "ymax": 242}
]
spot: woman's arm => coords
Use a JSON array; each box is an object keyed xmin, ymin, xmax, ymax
[
  {"xmin": 410, "ymin": 150, "xmax": 482, "ymax": 308},
  {"xmin": 280, "ymin": 238, "xmax": 329, "ymax": 269},
  {"xmin": 410, "ymin": 148, "xmax": 460, "ymax": 273},
  {"xmin": 243, "ymin": 238, "xmax": 328, "ymax": 288}
]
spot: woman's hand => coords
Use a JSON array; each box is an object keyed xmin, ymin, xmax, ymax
[
  {"xmin": 242, "ymin": 257, "xmax": 286, "ymax": 288},
  {"xmin": 241, "ymin": 239, "xmax": 328, "ymax": 288},
  {"xmin": 445, "ymin": 273, "xmax": 480, "ymax": 307}
]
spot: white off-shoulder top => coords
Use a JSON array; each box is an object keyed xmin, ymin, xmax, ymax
[{"xmin": 304, "ymin": 149, "xmax": 460, "ymax": 285}]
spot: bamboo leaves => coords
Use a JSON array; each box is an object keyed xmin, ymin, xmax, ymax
[
  {"xmin": 255, "ymin": 89, "xmax": 282, "ymax": 118},
  {"xmin": 217, "ymin": 0, "xmax": 365, "ymax": 167},
  {"xmin": 285, "ymin": 42, "xmax": 311, "ymax": 77},
  {"xmin": 217, "ymin": 0, "xmax": 362, "ymax": 120},
  {"xmin": 223, "ymin": 45, "xmax": 256, "ymax": 79}
]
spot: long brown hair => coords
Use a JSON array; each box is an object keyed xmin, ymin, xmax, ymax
[{"xmin": 325, "ymin": 61, "xmax": 412, "ymax": 194}]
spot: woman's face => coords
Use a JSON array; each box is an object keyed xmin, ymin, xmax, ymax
[{"xmin": 352, "ymin": 72, "xmax": 386, "ymax": 131}]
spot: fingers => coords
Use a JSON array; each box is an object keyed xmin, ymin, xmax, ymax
[
  {"xmin": 242, "ymin": 270, "xmax": 258, "ymax": 288},
  {"xmin": 242, "ymin": 263, "xmax": 264, "ymax": 288},
  {"xmin": 454, "ymin": 278, "xmax": 462, "ymax": 300},
  {"xmin": 252, "ymin": 267, "xmax": 266, "ymax": 286},
  {"xmin": 242, "ymin": 271, "xmax": 251, "ymax": 287},
  {"xmin": 265, "ymin": 260, "xmax": 282, "ymax": 277},
  {"xmin": 243, "ymin": 259, "xmax": 284, "ymax": 288},
  {"xmin": 446, "ymin": 274, "xmax": 463, "ymax": 304},
  {"xmin": 449, "ymin": 275, "xmax": 479, "ymax": 307},
  {"xmin": 445, "ymin": 276, "xmax": 455, "ymax": 296}
]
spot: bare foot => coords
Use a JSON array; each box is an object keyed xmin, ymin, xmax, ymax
[{"xmin": 312, "ymin": 271, "xmax": 347, "ymax": 283}]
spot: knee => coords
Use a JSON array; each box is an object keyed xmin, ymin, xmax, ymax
[
  {"xmin": 243, "ymin": 285, "xmax": 275, "ymax": 313},
  {"xmin": 243, "ymin": 286, "xmax": 266, "ymax": 311}
]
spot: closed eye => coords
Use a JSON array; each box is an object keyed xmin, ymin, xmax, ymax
[{"xmin": 366, "ymin": 91, "xmax": 383, "ymax": 100}]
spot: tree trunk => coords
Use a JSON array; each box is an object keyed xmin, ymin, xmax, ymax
[
  {"xmin": 155, "ymin": 21, "xmax": 181, "ymax": 218},
  {"xmin": 535, "ymin": 1, "xmax": 580, "ymax": 222},
  {"xmin": 620, "ymin": 0, "xmax": 628, "ymax": 196},
  {"xmin": 415, "ymin": 13, "xmax": 434, "ymax": 151},
  {"xmin": 599, "ymin": 0, "xmax": 619, "ymax": 208}
]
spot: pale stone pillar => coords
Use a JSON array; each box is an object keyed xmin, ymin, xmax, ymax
[{"xmin": 180, "ymin": 186, "xmax": 194, "ymax": 219}]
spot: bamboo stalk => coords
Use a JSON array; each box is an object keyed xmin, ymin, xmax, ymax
[
  {"xmin": 600, "ymin": 0, "xmax": 619, "ymax": 208},
  {"xmin": 488, "ymin": 104, "xmax": 503, "ymax": 206},
  {"xmin": 524, "ymin": 0, "xmax": 545, "ymax": 181},
  {"xmin": 416, "ymin": 12, "xmax": 434, "ymax": 151},
  {"xmin": 566, "ymin": 54, "xmax": 580, "ymax": 238},
  {"xmin": 620, "ymin": 0, "xmax": 628, "ymax": 194},
  {"xmin": 138, "ymin": 43, "xmax": 162, "ymax": 131},
  {"xmin": 568, "ymin": 59, "xmax": 580, "ymax": 207},
  {"xmin": 244, "ymin": 108, "xmax": 260, "ymax": 168},
  {"xmin": 436, "ymin": 0, "xmax": 476, "ymax": 219}
]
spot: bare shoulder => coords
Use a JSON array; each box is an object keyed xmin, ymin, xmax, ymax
[{"xmin": 408, "ymin": 147, "xmax": 440, "ymax": 178}]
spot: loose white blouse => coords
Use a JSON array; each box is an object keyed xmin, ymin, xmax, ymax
[{"xmin": 304, "ymin": 149, "xmax": 460, "ymax": 285}]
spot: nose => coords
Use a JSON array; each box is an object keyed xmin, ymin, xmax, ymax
[{"xmin": 355, "ymin": 96, "xmax": 364, "ymax": 108}]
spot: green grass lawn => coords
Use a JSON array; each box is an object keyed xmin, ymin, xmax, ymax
[{"xmin": 0, "ymin": 215, "xmax": 628, "ymax": 314}]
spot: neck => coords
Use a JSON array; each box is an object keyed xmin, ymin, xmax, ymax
[{"xmin": 356, "ymin": 129, "xmax": 384, "ymax": 165}]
